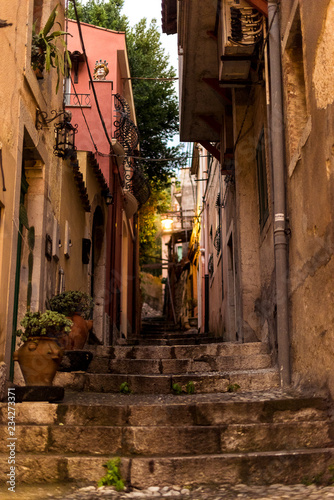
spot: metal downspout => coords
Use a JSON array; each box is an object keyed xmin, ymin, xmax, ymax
[{"xmin": 268, "ymin": 0, "xmax": 290, "ymax": 386}]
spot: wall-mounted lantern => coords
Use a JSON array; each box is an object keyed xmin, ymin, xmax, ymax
[
  {"xmin": 103, "ymin": 191, "xmax": 114, "ymax": 206},
  {"xmin": 54, "ymin": 111, "xmax": 78, "ymax": 160},
  {"xmin": 36, "ymin": 108, "xmax": 78, "ymax": 160}
]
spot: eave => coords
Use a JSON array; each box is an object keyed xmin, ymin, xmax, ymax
[{"xmin": 179, "ymin": 0, "xmax": 224, "ymax": 142}]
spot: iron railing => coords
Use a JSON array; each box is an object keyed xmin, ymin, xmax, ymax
[{"xmin": 65, "ymin": 93, "xmax": 91, "ymax": 107}]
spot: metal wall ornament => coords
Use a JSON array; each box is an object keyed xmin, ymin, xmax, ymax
[{"xmin": 53, "ymin": 111, "xmax": 78, "ymax": 160}]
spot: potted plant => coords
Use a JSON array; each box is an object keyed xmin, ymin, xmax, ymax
[
  {"xmin": 31, "ymin": 4, "xmax": 72, "ymax": 92},
  {"xmin": 47, "ymin": 291, "xmax": 94, "ymax": 350},
  {"xmin": 14, "ymin": 310, "xmax": 73, "ymax": 386}
]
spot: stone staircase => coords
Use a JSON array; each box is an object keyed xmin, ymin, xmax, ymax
[{"xmin": 1, "ymin": 328, "xmax": 334, "ymax": 488}]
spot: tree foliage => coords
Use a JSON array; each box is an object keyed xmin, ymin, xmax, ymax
[{"xmin": 67, "ymin": 0, "xmax": 128, "ymax": 32}]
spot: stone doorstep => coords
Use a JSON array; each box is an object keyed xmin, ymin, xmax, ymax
[
  {"xmin": 54, "ymin": 369, "xmax": 280, "ymax": 394},
  {"xmin": 0, "ymin": 421, "xmax": 332, "ymax": 455},
  {"xmin": 0, "ymin": 395, "xmax": 329, "ymax": 426},
  {"xmin": 1, "ymin": 449, "xmax": 334, "ymax": 486},
  {"xmin": 106, "ymin": 354, "xmax": 272, "ymax": 375}
]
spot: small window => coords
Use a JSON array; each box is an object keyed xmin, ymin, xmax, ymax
[
  {"xmin": 256, "ymin": 129, "xmax": 269, "ymax": 229},
  {"xmin": 177, "ymin": 245, "xmax": 183, "ymax": 262}
]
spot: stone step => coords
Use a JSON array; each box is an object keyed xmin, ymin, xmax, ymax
[
  {"xmin": 54, "ymin": 369, "xmax": 280, "ymax": 394},
  {"xmin": 1, "ymin": 420, "xmax": 331, "ymax": 456},
  {"xmin": 1, "ymin": 449, "xmax": 334, "ymax": 486},
  {"xmin": 0, "ymin": 395, "xmax": 328, "ymax": 427},
  {"xmin": 107, "ymin": 354, "xmax": 272, "ymax": 375},
  {"xmin": 88, "ymin": 342, "xmax": 268, "ymax": 361},
  {"xmin": 135, "ymin": 337, "xmax": 226, "ymax": 345}
]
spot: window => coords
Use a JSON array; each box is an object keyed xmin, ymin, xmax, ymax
[
  {"xmin": 256, "ymin": 129, "xmax": 269, "ymax": 229},
  {"xmin": 283, "ymin": 6, "xmax": 307, "ymax": 158}
]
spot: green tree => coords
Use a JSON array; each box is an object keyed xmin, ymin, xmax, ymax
[{"xmin": 67, "ymin": 0, "xmax": 128, "ymax": 32}]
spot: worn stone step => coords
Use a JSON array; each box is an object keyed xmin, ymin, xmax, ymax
[
  {"xmin": 0, "ymin": 395, "xmax": 328, "ymax": 427},
  {"xmin": 1, "ymin": 449, "xmax": 334, "ymax": 486},
  {"xmin": 89, "ymin": 342, "xmax": 268, "ymax": 360},
  {"xmin": 107, "ymin": 354, "xmax": 272, "ymax": 375},
  {"xmin": 54, "ymin": 369, "xmax": 280, "ymax": 394},
  {"xmin": 136, "ymin": 337, "xmax": 227, "ymax": 345},
  {"xmin": 1, "ymin": 420, "xmax": 331, "ymax": 456}
]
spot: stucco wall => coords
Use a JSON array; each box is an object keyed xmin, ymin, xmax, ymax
[
  {"xmin": 282, "ymin": 0, "xmax": 334, "ymax": 395},
  {"xmin": 0, "ymin": 1, "xmax": 65, "ymax": 377}
]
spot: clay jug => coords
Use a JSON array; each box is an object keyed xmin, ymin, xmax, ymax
[
  {"xmin": 13, "ymin": 337, "xmax": 63, "ymax": 386},
  {"xmin": 65, "ymin": 314, "xmax": 93, "ymax": 350}
]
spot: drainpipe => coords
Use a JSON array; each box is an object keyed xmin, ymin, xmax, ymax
[{"xmin": 268, "ymin": 0, "xmax": 290, "ymax": 386}]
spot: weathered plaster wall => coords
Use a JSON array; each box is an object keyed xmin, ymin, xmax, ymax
[
  {"xmin": 233, "ymin": 89, "xmax": 262, "ymax": 342},
  {"xmin": 207, "ymin": 160, "xmax": 223, "ymax": 337},
  {"xmin": 281, "ymin": 0, "xmax": 334, "ymax": 396},
  {"xmin": 0, "ymin": 1, "xmax": 64, "ymax": 377}
]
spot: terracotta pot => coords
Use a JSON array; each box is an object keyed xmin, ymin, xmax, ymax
[
  {"xmin": 13, "ymin": 337, "xmax": 63, "ymax": 386},
  {"xmin": 59, "ymin": 314, "xmax": 93, "ymax": 350}
]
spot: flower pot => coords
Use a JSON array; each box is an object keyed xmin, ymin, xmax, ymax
[
  {"xmin": 13, "ymin": 337, "xmax": 63, "ymax": 386},
  {"xmin": 58, "ymin": 314, "xmax": 93, "ymax": 350}
]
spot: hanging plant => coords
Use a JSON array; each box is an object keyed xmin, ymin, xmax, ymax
[{"xmin": 31, "ymin": 4, "xmax": 72, "ymax": 93}]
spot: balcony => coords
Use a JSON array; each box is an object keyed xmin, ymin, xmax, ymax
[
  {"xmin": 114, "ymin": 93, "xmax": 139, "ymax": 153},
  {"xmin": 65, "ymin": 93, "xmax": 91, "ymax": 107},
  {"xmin": 113, "ymin": 94, "xmax": 150, "ymax": 213}
]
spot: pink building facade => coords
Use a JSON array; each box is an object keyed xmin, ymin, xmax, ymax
[{"xmin": 66, "ymin": 20, "xmax": 148, "ymax": 342}]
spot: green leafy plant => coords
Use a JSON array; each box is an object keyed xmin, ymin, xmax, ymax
[
  {"xmin": 227, "ymin": 383, "xmax": 241, "ymax": 393},
  {"xmin": 47, "ymin": 291, "xmax": 94, "ymax": 320},
  {"xmin": 186, "ymin": 381, "xmax": 195, "ymax": 394},
  {"xmin": 172, "ymin": 383, "xmax": 182, "ymax": 395},
  {"xmin": 119, "ymin": 382, "xmax": 131, "ymax": 394},
  {"xmin": 31, "ymin": 3, "xmax": 72, "ymax": 92},
  {"xmin": 97, "ymin": 457, "xmax": 125, "ymax": 491},
  {"xmin": 328, "ymin": 465, "xmax": 334, "ymax": 484},
  {"xmin": 16, "ymin": 310, "xmax": 73, "ymax": 343}
]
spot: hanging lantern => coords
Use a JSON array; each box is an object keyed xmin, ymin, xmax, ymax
[{"xmin": 54, "ymin": 111, "xmax": 78, "ymax": 160}]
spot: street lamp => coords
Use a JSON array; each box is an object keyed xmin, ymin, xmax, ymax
[{"xmin": 161, "ymin": 217, "xmax": 174, "ymax": 233}]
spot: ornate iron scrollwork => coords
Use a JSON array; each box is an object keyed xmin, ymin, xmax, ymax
[
  {"xmin": 214, "ymin": 226, "xmax": 221, "ymax": 256},
  {"xmin": 113, "ymin": 94, "xmax": 150, "ymax": 210},
  {"xmin": 208, "ymin": 254, "xmax": 214, "ymax": 278},
  {"xmin": 114, "ymin": 93, "xmax": 139, "ymax": 153}
]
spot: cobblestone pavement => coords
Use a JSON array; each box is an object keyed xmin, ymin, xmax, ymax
[
  {"xmin": 45, "ymin": 483, "xmax": 334, "ymax": 500},
  {"xmin": 2, "ymin": 483, "xmax": 331, "ymax": 500}
]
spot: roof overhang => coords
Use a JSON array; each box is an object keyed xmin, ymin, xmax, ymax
[
  {"xmin": 162, "ymin": 0, "xmax": 177, "ymax": 35},
  {"xmin": 178, "ymin": 0, "xmax": 225, "ymax": 142}
]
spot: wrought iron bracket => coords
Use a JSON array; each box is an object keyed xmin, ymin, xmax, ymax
[{"xmin": 36, "ymin": 108, "xmax": 72, "ymax": 130}]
